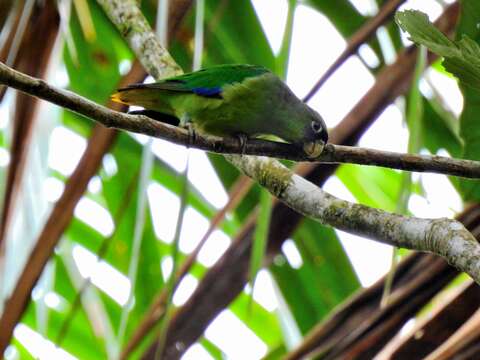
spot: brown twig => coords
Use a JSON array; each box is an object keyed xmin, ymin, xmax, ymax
[
  {"xmin": 0, "ymin": 0, "xmax": 28, "ymax": 102},
  {"xmin": 423, "ymin": 308, "xmax": 480, "ymax": 360},
  {"xmin": 0, "ymin": 0, "xmax": 14, "ymax": 31},
  {"xmin": 0, "ymin": 0, "xmax": 59, "ymax": 256},
  {"xmin": 303, "ymin": 0, "xmax": 407, "ymax": 102},
  {"xmin": 376, "ymin": 280, "xmax": 480, "ymax": 359}
]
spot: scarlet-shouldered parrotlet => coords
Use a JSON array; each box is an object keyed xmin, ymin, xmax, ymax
[{"xmin": 111, "ymin": 64, "xmax": 328, "ymax": 157}]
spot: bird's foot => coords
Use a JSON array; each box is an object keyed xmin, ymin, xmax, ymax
[
  {"xmin": 179, "ymin": 114, "xmax": 196, "ymax": 147},
  {"xmin": 185, "ymin": 123, "xmax": 197, "ymax": 147},
  {"xmin": 236, "ymin": 134, "xmax": 249, "ymax": 155}
]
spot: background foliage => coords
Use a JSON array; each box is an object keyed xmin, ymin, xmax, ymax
[{"xmin": 0, "ymin": 0, "xmax": 479, "ymax": 359}]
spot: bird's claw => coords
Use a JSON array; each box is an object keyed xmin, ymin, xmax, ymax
[
  {"xmin": 236, "ymin": 134, "xmax": 248, "ymax": 155},
  {"xmin": 185, "ymin": 123, "xmax": 196, "ymax": 147}
]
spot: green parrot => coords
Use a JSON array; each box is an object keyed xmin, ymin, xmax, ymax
[{"xmin": 111, "ymin": 64, "xmax": 328, "ymax": 157}]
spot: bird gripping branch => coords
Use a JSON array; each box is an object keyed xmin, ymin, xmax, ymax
[{"xmin": 111, "ymin": 64, "xmax": 328, "ymax": 157}]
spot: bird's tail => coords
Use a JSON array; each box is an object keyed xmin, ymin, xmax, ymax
[
  {"xmin": 110, "ymin": 86, "xmax": 175, "ymax": 116},
  {"xmin": 110, "ymin": 89, "xmax": 131, "ymax": 106}
]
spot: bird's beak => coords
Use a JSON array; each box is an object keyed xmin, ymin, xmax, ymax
[{"xmin": 303, "ymin": 140, "xmax": 325, "ymax": 158}]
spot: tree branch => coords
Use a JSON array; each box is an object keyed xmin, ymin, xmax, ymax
[
  {"xmin": 227, "ymin": 155, "xmax": 480, "ymax": 283},
  {"xmin": 303, "ymin": 0, "xmax": 406, "ymax": 102},
  {"xmin": 0, "ymin": 60, "xmax": 479, "ymax": 179},
  {"xmin": 96, "ymin": 0, "xmax": 182, "ymax": 79}
]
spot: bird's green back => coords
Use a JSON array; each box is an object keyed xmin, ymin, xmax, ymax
[{"xmin": 118, "ymin": 64, "xmax": 270, "ymax": 98}]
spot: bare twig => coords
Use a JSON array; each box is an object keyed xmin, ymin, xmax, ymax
[
  {"xmin": 423, "ymin": 308, "xmax": 480, "ymax": 360},
  {"xmin": 0, "ymin": 0, "xmax": 59, "ymax": 257},
  {"xmin": 0, "ymin": 0, "xmax": 14, "ymax": 32},
  {"xmin": 319, "ymin": 144, "xmax": 480, "ymax": 178},
  {"xmin": 0, "ymin": 61, "xmax": 478, "ymax": 178},
  {"xmin": 303, "ymin": 0, "xmax": 406, "ymax": 102}
]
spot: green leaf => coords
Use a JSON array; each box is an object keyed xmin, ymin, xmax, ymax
[
  {"xmin": 271, "ymin": 219, "xmax": 359, "ymax": 334},
  {"xmin": 200, "ymin": 337, "xmax": 225, "ymax": 359},
  {"xmin": 230, "ymin": 292, "xmax": 283, "ymax": 346},
  {"xmin": 249, "ymin": 190, "xmax": 273, "ymax": 306},
  {"xmin": 64, "ymin": 0, "xmax": 131, "ymax": 104},
  {"xmin": 276, "ymin": 0, "xmax": 297, "ymax": 79},
  {"xmin": 395, "ymin": 10, "xmax": 480, "ymax": 91},
  {"xmin": 21, "ymin": 256, "xmax": 109, "ymax": 360},
  {"xmin": 202, "ymin": 0, "xmax": 275, "ymax": 69},
  {"xmin": 421, "ymin": 96, "xmax": 462, "ymax": 158},
  {"xmin": 263, "ymin": 342, "xmax": 287, "ymax": 360},
  {"xmin": 452, "ymin": 0, "xmax": 480, "ymax": 201},
  {"xmin": 337, "ymin": 165, "xmax": 420, "ymax": 212},
  {"xmin": 11, "ymin": 338, "xmax": 36, "ymax": 360}
]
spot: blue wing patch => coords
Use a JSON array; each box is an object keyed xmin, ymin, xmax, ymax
[{"xmin": 192, "ymin": 86, "xmax": 223, "ymax": 98}]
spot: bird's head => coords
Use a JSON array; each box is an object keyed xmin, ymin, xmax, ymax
[{"xmin": 302, "ymin": 108, "xmax": 328, "ymax": 158}]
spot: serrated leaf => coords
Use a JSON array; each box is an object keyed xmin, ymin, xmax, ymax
[{"xmin": 396, "ymin": 10, "xmax": 480, "ymax": 91}]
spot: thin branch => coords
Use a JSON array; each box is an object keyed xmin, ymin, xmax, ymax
[
  {"xmin": 422, "ymin": 307, "xmax": 480, "ymax": 360},
  {"xmin": 229, "ymin": 155, "xmax": 480, "ymax": 284},
  {"xmin": 303, "ymin": 0, "xmax": 406, "ymax": 102},
  {"xmin": 0, "ymin": 1, "xmax": 59, "ymax": 259},
  {"xmin": 319, "ymin": 144, "xmax": 480, "ymax": 178},
  {"xmin": 0, "ymin": 61, "xmax": 478, "ymax": 178}
]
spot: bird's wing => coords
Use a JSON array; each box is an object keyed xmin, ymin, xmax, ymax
[{"xmin": 117, "ymin": 64, "xmax": 270, "ymax": 98}]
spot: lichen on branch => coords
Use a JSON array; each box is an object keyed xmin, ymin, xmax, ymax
[
  {"xmin": 228, "ymin": 154, "xmax": 480, "ymax": 283},
  {"xmin": 96, "ymin": 0, "xmax": 182, "ymax": 80}
]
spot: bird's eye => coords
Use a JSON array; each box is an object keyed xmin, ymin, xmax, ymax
[{"xmin": 311, "ymin": 121, "xmax": 323, "ymax": 133}]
